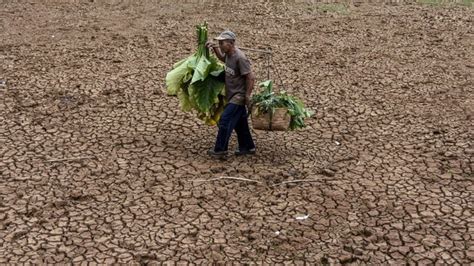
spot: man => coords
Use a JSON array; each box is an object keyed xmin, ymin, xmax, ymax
[{"xmin": 205, "ymin": 30, "xmax": 256, "ymax": 159}]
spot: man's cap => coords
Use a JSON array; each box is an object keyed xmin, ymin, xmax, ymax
[{"xmin": 214, "ymin": 30, "xmax": 236, "ymax": 41}]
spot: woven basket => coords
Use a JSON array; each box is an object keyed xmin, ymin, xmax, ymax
[{"xmin": 251, "ymin": 107, "xmax": 290, "ymax": 131}]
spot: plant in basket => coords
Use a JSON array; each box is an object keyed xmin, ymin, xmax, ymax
[{"xmin": 251, "ymin": 80, "xmax": 313, "ymax": 131}]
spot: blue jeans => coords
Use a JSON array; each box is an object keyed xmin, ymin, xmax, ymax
[{"xmin": 214, "ymin": 103, "xmax": 255, "ymax": 152}]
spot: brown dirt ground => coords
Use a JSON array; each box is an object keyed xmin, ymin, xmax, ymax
[{"xmin": 0, "ymin": 0, "xmax": 473, "ymax": 264}]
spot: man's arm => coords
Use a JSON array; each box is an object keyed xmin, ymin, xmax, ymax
[
  {"xmin": 206, "ymin": 41, "xmax": 225, "ymax": 62},
  {"xmin": 213, "ymin": 47, "xmax": 225, "ymax": 62},
  {"xmin": 245, "ymin": 71, "xmax": 255, "ymax": 107}
]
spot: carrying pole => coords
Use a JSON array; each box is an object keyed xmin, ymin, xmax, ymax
[{"xmin": 239, "ymin": 46, "xmax": 273, "ymax": 83}]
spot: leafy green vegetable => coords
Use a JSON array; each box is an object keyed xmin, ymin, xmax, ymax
[
  {"xmin": 251, "ymin": 80, "xmax": 313, "ymax": 130},
  {"xmin": 165, "ymin": 22, "xmax": 226, "ymax": 125}
]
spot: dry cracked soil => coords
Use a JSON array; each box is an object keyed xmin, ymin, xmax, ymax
[{"xmin": 0, "ymin": 0, "xmax": 473, "ymax": 264}]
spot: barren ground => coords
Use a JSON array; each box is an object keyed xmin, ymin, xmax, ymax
[{"xmin": 0, "ymin": 0, "xmax": 473, "ymax": 264}]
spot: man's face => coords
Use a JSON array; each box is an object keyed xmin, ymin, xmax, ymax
[{"xmin": 218, "ymin": 40, "xmax": 232, "ymax": 53}]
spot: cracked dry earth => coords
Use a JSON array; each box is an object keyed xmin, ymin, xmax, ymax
[{"xmin": 1, "ymin": 1, "xmax": 473, "ymax": 264}]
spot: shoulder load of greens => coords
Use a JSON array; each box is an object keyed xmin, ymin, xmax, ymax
[
  {"xmin": 165, "ymin": 22, "xmax": 226, "ymax": 126},
  {"xmin": 251, "ymin": 80, "xmax": 313, "ymax": 130}
]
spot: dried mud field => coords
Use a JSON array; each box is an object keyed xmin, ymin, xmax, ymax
[{"xmin": 0, "ymin": 0, "xmax": 473, "ymax": 264}]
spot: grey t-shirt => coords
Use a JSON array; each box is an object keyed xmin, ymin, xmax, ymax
[{"xmin": 224, "ymin": 48, "xmax": 251, "ymax": 105}]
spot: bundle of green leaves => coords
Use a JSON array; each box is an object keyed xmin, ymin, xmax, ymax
[
  {"xmin": 251, "ymin": 80, "xmax": 313, "ymax": 130},
  {"xmin": 166, "ymin": 22, "xmax": 226, "ymax": 126}
]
